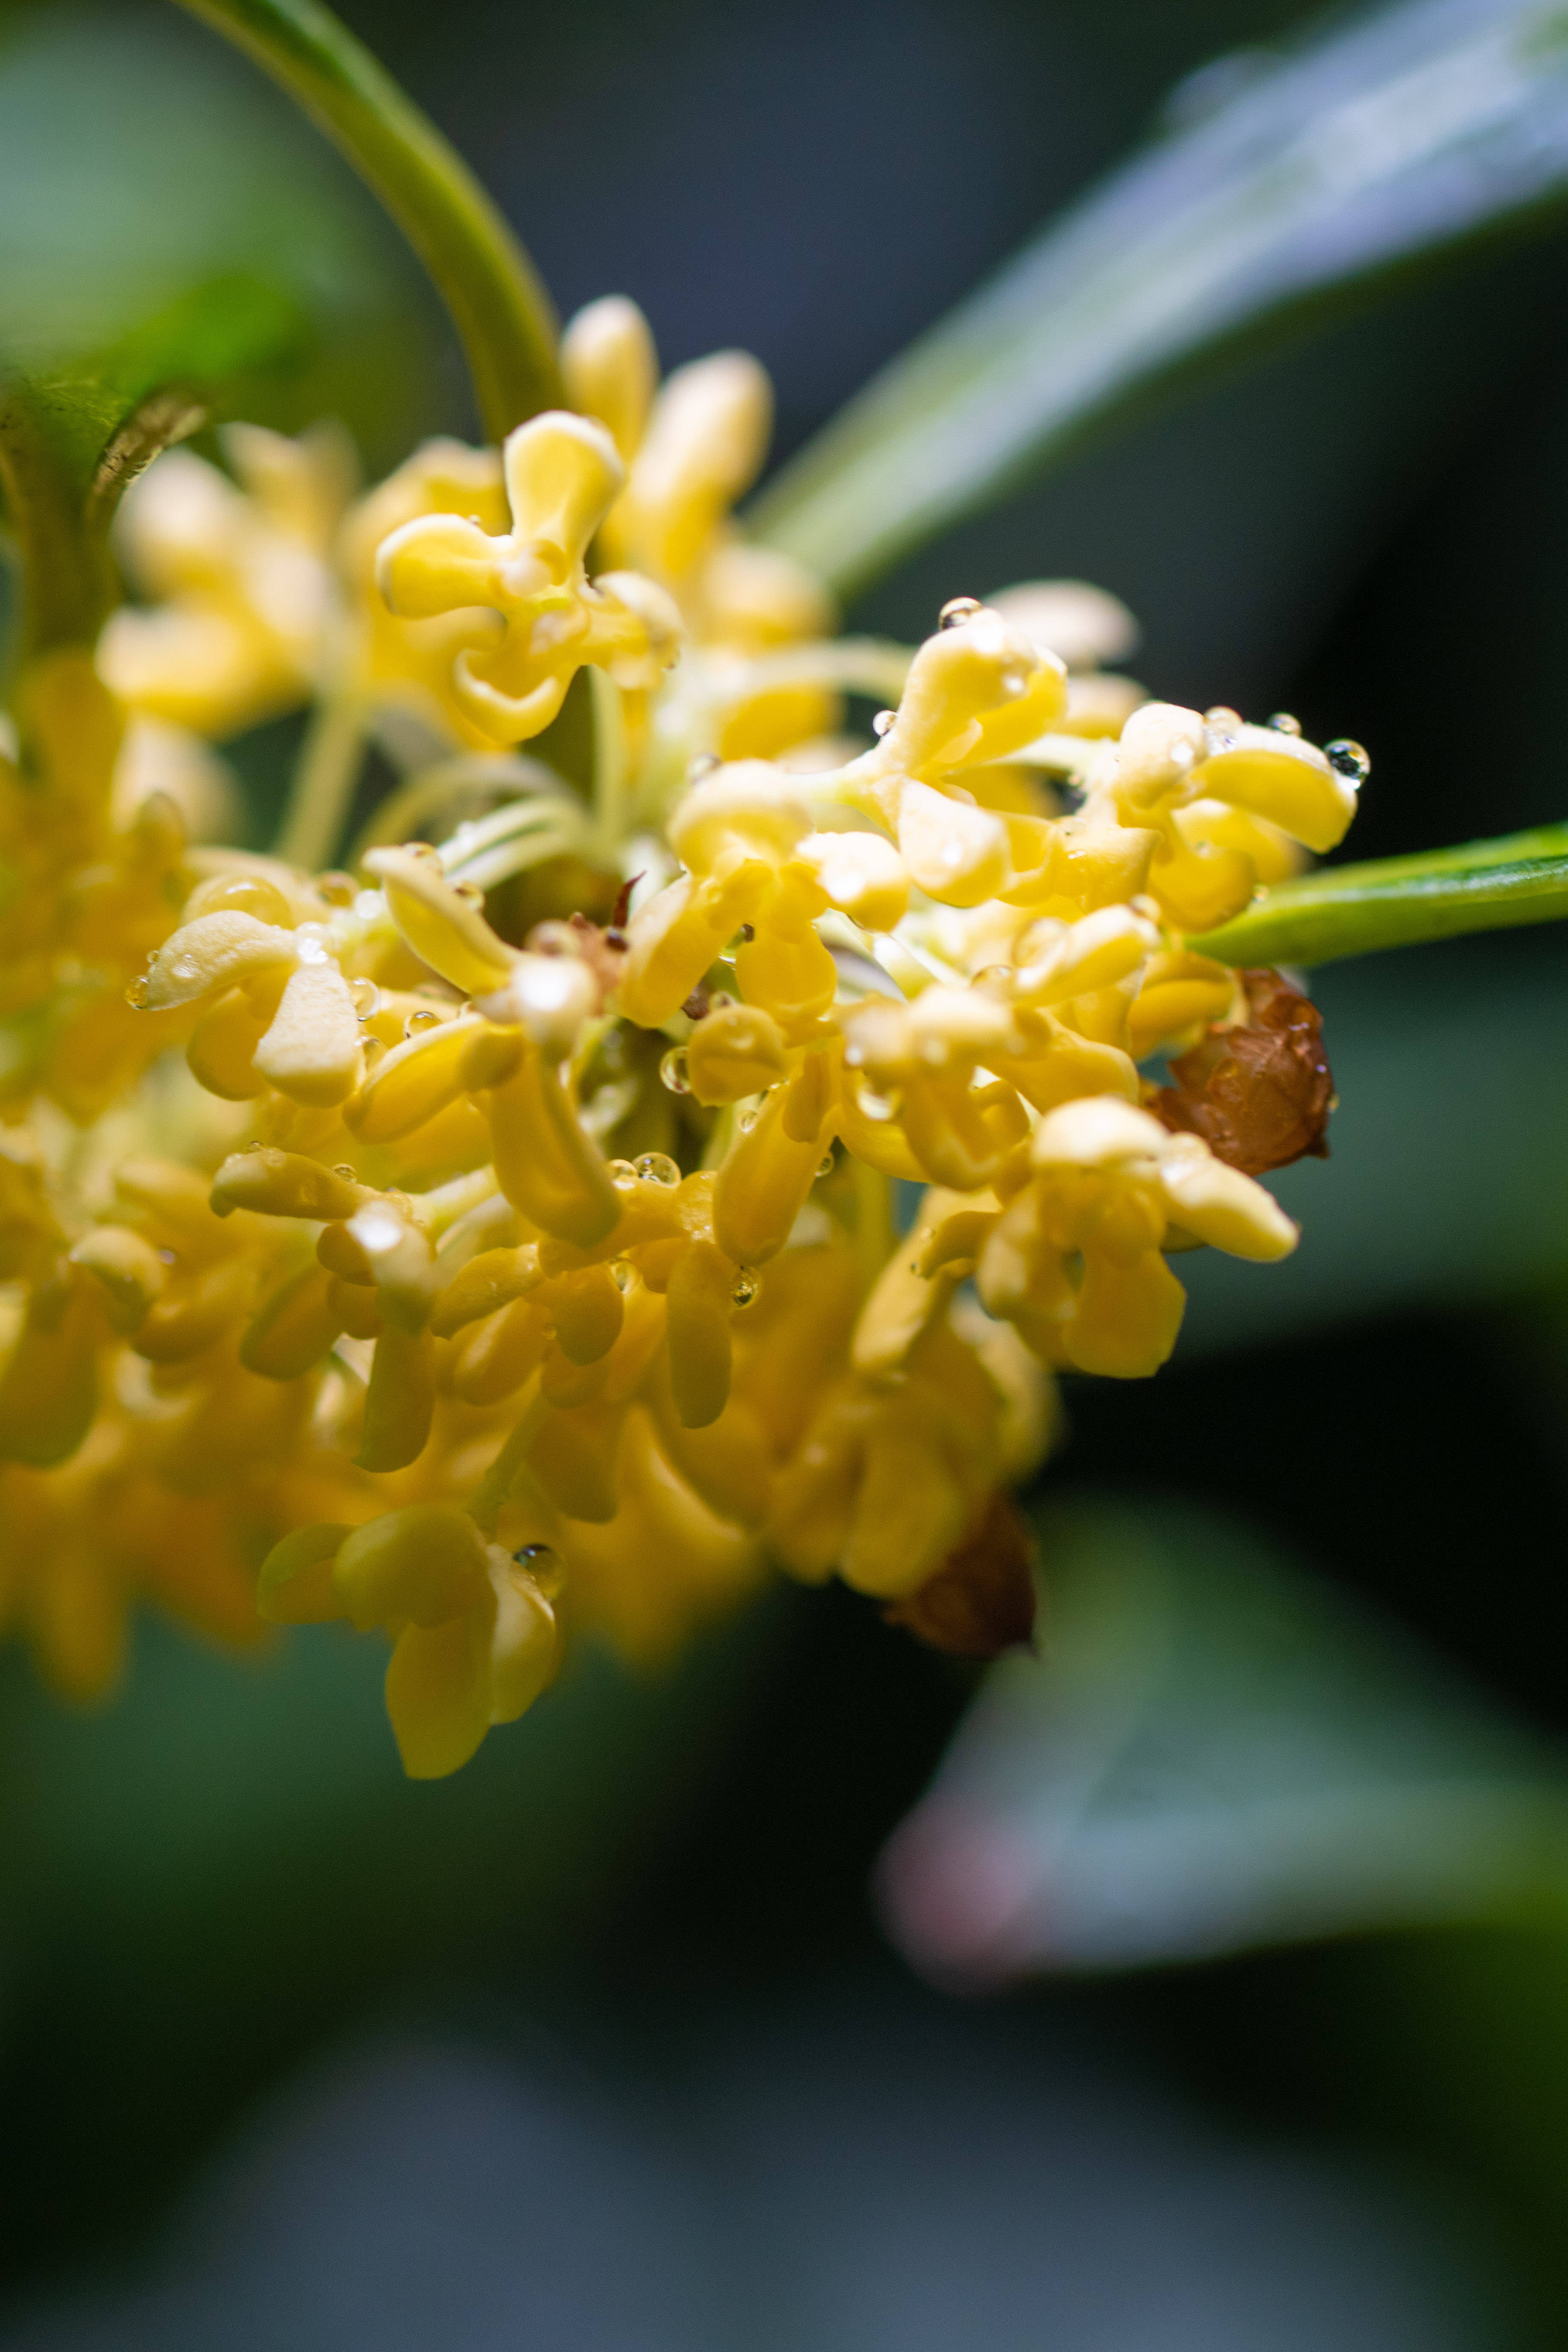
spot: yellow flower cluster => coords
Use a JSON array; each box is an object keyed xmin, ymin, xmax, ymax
[{"xmin": 0, "ymin": 295, "xmax": 1365, "ymax": 1775}]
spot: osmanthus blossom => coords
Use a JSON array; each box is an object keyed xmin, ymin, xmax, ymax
[{"xmin": 0, "ymin": 296, "xmax": 1365, "ymax": 1777}]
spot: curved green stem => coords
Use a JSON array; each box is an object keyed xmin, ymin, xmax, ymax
[
  {"xmin": 1189, "ymin": 824, "xmax": 1568, "ymax": 968},
  {"xmin": 171, "ymin": 0, "xmax": 560, "ymax": 439}
]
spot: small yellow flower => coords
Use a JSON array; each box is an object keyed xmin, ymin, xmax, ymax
[{"xmin": 375, "ymin": 411, "xmax": 682, "ymax": 744}]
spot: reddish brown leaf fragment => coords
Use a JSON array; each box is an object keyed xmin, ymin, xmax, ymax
[
  {"xmin": 1152, "ymin": 966, "xmax": 1332, "ymax": 1175},
  {"xmin": 609, "ymin": 874, "xmax": 641, "ymax": 930},
  {"xmin": 884, "ymin": 1491, "xmax": 1038, "ymax": 1659}
]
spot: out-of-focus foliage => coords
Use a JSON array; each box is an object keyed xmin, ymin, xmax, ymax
[
  {"xmin": 0, "ymin": 0, "xmax": 444, "ymax": 649},
  {"xmin": 880, "ymin": 1495, "xmax": 1568, "ymax": 1981},
  {"xmin": 754, "ymin": 0, "xmax": 1568, "ymax": 597}
]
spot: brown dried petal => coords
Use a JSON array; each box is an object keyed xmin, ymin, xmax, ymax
[
  {"xmin": 884, "ymin": 1491, "xmax": 1038, "ymax": 1659},
  {"xmin": 1153, "ymin": 966, "xmax": 1332, "ymax": 1175}
]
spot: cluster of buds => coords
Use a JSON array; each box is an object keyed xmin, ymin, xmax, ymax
[{"xmin": 0, "ymin": 294, "xmax": 1364, "ymax": 1775}]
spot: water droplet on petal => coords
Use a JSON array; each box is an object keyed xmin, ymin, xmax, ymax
[
  {"xmin": 856, "ymin": 1081, "xmax": 900, "ymax": 1122},
  {"xmin": 1325, "ymin": 738, "xmax": 1370, "ymax": 784},
  {"xmin": 406, "ymin": 1008, "xmax": 442, "ymax": 1035},
  {"xmin": 736, "ymin": 1106, "xmax": 760, "ymax": 1134},
  {"xmin": 351, "ymin": 978, "xmax": 380, "ymax": 1018},
  {"xmin": 816, "ymin": 1152, "xmax": 835, "ymax": 1178},
  {"xmin": 453, "ymin": 880, "xmax": 485, "ymax": 905},
  {"xmin": 608, "ymin": 1158, "xmax": 638, "ymax": 1186},
  {"xmin": 611, "ymin": 1259, "xmax": 635, "ymax": 1292},
  {"xmin": 659, "ymin": 1047, "xmax": 691, "ymax": 1095},
  {"xmin": 731, "ymin": 1268, "xmax": 761, "ymax": 1308},
  {"xmin": 1204, "ymin": 706, "xmax": 1242, "ymax": 731},
  {"xmin": 333, "ymin": 1163, "xmax": 357, "ymax": 1181},
  {"xmin": 318, "ymin": 871, "xmax": 356, "ymax": 905},
  {"xmin": 938, "ymin": 596, "xmax": 982, "ymax": 630},
  {"xmin": 633, "ymin": 1151, "xmax": 680, "ymax": 1187},
  {"xmin": 871, "ymin": 709, "xmax": 897, "ymax": 738},
  {"xmin": 403, "ymin": 840, "xmax": 441, "ymax": 862},
  {"xmin": 241, "ymin": 1139, "xmax": 264, "ymax": 1154},
  {"xmin": 1267, "ymin": 712, "xmax": 1302, "ymax": 736},
  {"xmin": 125, "ymin": 976, "xmax": 151, "ymax": 1009}
]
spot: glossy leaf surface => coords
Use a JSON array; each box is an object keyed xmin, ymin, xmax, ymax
[
  {"xmin": 752, "ymin": 0, "xmax": 1568, "ymax": 597},
  {"xmin": 1191, "ymin": 825, "xmax": 1568, "ymax": 966}
]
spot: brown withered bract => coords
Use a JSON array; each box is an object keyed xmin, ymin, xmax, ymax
[
  {"xmin": 884, "ymin": 1491, "xmax": 1038, "ymax": 1659},
  {"xmin": 1152, "ymin": 966, "xmax": 1332, "ymax": 1176},
  {"xmin": 562, "ymin": 907, "xmax": 630, "ymax": 994}
]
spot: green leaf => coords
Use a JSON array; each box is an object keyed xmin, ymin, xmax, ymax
[
  {"xmin": 0, "ymin": 3, "xmax": 446, "ymax": 647},
  {"xmin": 751, "ymin": 0, "xmax": 1568, "ymax": 598},
  {"xmin": 878, "ymin": 1496, "xmax": 1568, "ymax": 1979},
  {"xmin": 1189, "ymin": 826, "xmax": 1568, "ymax": 966}
]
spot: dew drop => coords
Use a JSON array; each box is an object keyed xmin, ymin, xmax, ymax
[
  {"xmin": 1325, "ymin": 738, "xmax": 1370, "ymax": 784},
  {"xmin": 513, "ymin": 1540, "xmax": 559, "ymax": 1583},
  {"xmin": 816, "ymin": 1152, "xmax": 835, "ymax": 1178},
  {"xmin": 241, "ymin": 1139, "xmax": 265, "ymax": 1154},
  {"xmin": 125, "ymin": 975, "xmax": 152, "ymax": 1010},
  {"xmin": 383, "ymin": 1189, "xmax": 414, "ymax": 1218},
  {"xmin": 318, "ymin": 871, "xmax": 356, "ymax": 906},
  {"xmin": 608, "ymin": 1158, "xmax": 638, "ymax": 1185},
  {"xmin": 350, "ymin": 978, "xmax": 380, "ymax": 1019},
  {"xmin": 731, "ymin": 1268, "xmax": 761, "ymax": 1309},
  {"xmin": 453, "ymin": 880, "xmax": 486, "ymax": 905},
  {"xmin": 736, "ymin": 1106, "xmax": 760, "ymax": 1134},
  {"xmin": 1204, "ymin": 706, "xmax": 1242, "ymax": 731},
  {"xmin": 973, "ymin": 963, "xmax": 1014, "ymax": 992},
  {"xmin": 871, "ymin": 709, "xmax": 897, "ymax": 739},
  {"xmin": 633, "ymin": 1151, "xmax": 680, "ymax": 1187},
  {"xmin": 659, "ymin": 1047, "xmax": 691, "ymax": 1095},
  {"xmin": 611, "ymin": 1259, "xmax": 635, "ymax": 1293},
  {"xmin": 1267, "ymin": 712, "xmax": 1302, "ymax": 736},
  {"xmin": 332, "ymin": 1163, "xmax": 357, "ymax": 1181},
  {"xmin": 856, "ymin": 1082, "xmax": 900, "ymax": 1122},
  {"xmin": 938, "ymin": 596, "xmax": 982, "ymax": 630},
  {"xmin": 405, "ymin": 1008, "xmax": 442, "ymax": 1035},
  {"xmin": 403, "ymin": 840, "xmax": 441, "ymax": 862}
]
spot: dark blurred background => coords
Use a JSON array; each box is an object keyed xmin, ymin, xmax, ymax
[{"xmin": 6, "ymin": 0, "xmax": 1568, "ymax": 2343}]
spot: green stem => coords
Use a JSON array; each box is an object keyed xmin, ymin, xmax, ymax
[
  {"xmin": 1189, "ymin": 824, "xmax": 1568, "ymax": 968},
  {"xmin": 171, "ymin": 0, "xmax": 560, "ymax": 440},
  {"xmin": 274, "ymin": 685, "xmax": 366, "ymax": 869}
]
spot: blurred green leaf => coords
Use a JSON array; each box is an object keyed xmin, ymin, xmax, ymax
[
  {"xmin": 0, "ymin": 1587, "xmax": 794, "ymax": 2255},
  {"xmin": 752, "ymin": 0, "xmax": 1568, "ymax": 598},
  {"xmin": 0, "ymin": 2, "xmax": 445, "ymax": 645},
  {"xmin": 878, "ymin": 1496, "xmax": 1568, "ymax": 1979},
  {"xmin": 1191, "ymin": 825, "xmax": 1568, "ymax": 966}
]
